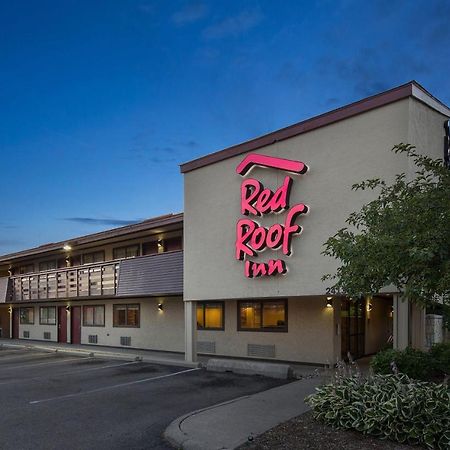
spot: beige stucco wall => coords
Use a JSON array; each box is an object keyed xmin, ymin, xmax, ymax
[
  {"xmin": 198, "ymin": 297, "xmax": 334, "ymax": 364},
  {"xmin": 18, "ymin": 302, "xmax": 59, "ymax": 342},
  {"xmin": 78, "ymin": 297, "xmax": 184, "ymax": 352},
  {"xmin": 184, "ymin": 99, "xmax": 415, "ymax": 301},
  {"xmin": 16, "ymin": 297, "xmax": 185, "ymax": 352}
]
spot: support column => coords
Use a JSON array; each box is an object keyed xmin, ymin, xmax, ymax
[
  {"xmin": 184, "ymin": 301, "xmax": 197, "ymax": 363},
  {"xmin": 66, "ymin": 307, "xmax": 72, "ymax": 344},
  {"xmin": 410, "ymin": 303, "xmax": 426, "ymax": 350},
  {"xmin": 9, "ymin": 306, "xmax": 12, "ymax": 339},
  {"xmin": 393, "ymin": 294, "xmax": 409, "ymax": 350}
]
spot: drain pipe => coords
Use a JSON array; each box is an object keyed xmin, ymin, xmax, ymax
[{"xmin": 444, "ymin": 120, "xmax": 450, "ymax": 168}]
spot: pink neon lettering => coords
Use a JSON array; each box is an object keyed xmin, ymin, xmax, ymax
[
  {"xmin": 236, "ymin": 153, "xmax": 307, "ymax": 176},
  {"xmin": 236, "ymin": 219, "xmax": 257, "ymax": 260},
  {"xmin": 282, "ymin": 203, "xmax": 308, "ymax": 255},
  {"xmin": 244, "ymin": 259, "xmax": 287, "ymax": 278}
]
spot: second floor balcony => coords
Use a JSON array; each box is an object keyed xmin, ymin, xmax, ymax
[{"xmin": 0, "ymin": 250, "xmax": 183, "ymax": 303}]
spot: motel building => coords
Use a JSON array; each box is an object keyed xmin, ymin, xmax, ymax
[{"xmin": 0, "ymin": 81, "xmax": 449, "ymax": 366}]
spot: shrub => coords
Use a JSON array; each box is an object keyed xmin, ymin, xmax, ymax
[
  {"xmin": 370, "ymin": 347, "xmax": 434, "ymax": 381},
  {"xmin": 305, "ymin": 374, "xmax": 450, "ymax": 449},
  {"xmin": 430, "ymin": 342, "xmax": 450, "ymax": 375}
]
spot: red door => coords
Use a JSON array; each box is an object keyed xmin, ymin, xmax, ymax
[
  {"xmin": 71, "ymin": 306, "xmax": 81, "ymax": 344},
  {"xmin": 58, "ymin": 307, "xmax": 67, "ymax": 343},
  {"xmin": 12, "ymin": 309, "xmax": 19, "ymax": 339}
]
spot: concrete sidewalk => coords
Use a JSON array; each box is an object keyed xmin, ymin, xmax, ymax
[
  {"xmin": 164, "ymin": 376, "xmax": 321, "ymax": 450},
  {"xmin": 0, "ymin": 338, "xmax": 199, "ymax": 368}
]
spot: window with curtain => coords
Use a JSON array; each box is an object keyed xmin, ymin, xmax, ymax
[
  {"xmin": 83, "ymin": 305, "xmax": 105, "ymax": 326},
  {"xmin": 238, "ymin": 300, "xmax": 287, "ymax": 332},
  {"xmin": 39, "ymin": 306, "xmax": 56, "ymax": 325},
  {"xmin": 113, "ymin": 245, "xmax": 140, "ymax": 260},
  {"xmin": 20, "ymin": 307, "xmax": 34, "ymax": 325},
  {"xmin": 197, "ymin": 302, "xmax": 224, "ymax": 330},
  {"xmin": 113, "ymin": 304, "xmax": 140, "ymax": 327}
]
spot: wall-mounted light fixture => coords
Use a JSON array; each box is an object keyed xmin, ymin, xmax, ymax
[
  {"xmin": 63, "ymin": 244, "xmax": 72, "ymax": 251},
  {"xmin": 65, "ymin": 305, "xmax": 71, "ymax": 312},
  {"xmin": 367, "ymin": 302, "xmax": 373, "ymax": 312},
  {"xmin": 8, "ymin": 306, "xmax": 12, "ymax": 314},
  {"xmin": 158, "ymin": 303, "xmax": 164, "ymax": 311},
  {"xmin": 326, "ymin": 297, "xmax": 333, "ymax": 308}
]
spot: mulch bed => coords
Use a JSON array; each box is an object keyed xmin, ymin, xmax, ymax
[{"xmin": 239, "ymin": 411, "xmax": 417, "ymax": 450}]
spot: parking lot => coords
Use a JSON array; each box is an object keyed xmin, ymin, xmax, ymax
[{"xmin": 0, "ymin": 346, "xmax": 286, "ymax": 450}]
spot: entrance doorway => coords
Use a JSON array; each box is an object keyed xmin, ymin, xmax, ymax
[
  {"xmin": 71, "ymin": 306, "xmax": 81, "ymax": 344},
  {"xmin": 341, "ymin": 297, "xmax": 365, "ymax": 360},
  {"xmin": 12, "ymin": 308, "xmax": 19, "ymax": 339},
  {"xmin": 57, "ymin": 306, "xmax": 67, "ymax": 343}
]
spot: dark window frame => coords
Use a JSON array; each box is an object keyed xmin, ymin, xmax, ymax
[
  {"xmin": 197, "ymin": 301, "xmax": 225, "ymax": 331},
  {"xmin": 82, "ymin": 250, "xmax": 105, "ymax": 265},
  {"xmin": 82, "ymin": 305, "xmax": 106, "ymax": 327},
  {"xmin": 39, "ymin": 306, "xmax": 57, "ymax": 326},
  {"xmin": 237, "ymin": 299, "xmax": 288, "ymax": 333},
  {"xmin": 39, "ymin": 260, "xmax": 57, "ymax": 272},
  {"xmin": 113, "ymin": 304, "xmax": 140, "ymax": 328},
  {"xmin": 20, "ymin": 307, "xmax": 34, "ymax": 325},
  {"xmin": 113, "ymin": 244, "xmax": 140, "ymax": 260}
]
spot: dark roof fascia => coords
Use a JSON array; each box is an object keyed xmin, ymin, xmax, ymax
[{"xmin": 180, "ymin": 81, "xmax": 450, "ymax": 174}]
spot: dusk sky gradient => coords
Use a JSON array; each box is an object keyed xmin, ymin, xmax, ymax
[{"xmin": 0, "ymin": 0, "xmax": 449, "ymax": 254}]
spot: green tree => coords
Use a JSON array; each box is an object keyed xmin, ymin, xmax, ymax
[{"xmin": 322, "ymin": 144, "xmax": 450, "ymax": 308}]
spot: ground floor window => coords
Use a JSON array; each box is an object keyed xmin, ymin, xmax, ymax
[
  {"xmin": 113, "ymin": 304, "xmax": 140, "ymax": 327},
  {"xmin": 197, "ymin": 302, "xmax": 224, "ymax": 330},
  {"xmin": 238, "ymin": 300, "xmax": 288, "ymax": 332},
  {"xmin": 39, "ymin": 306, "xmax": 56, "ymax": 325},
  {"xmin": 20, "ymin": 307, "xmax": 34, "ymax": 325},
  {"xmin": 83, "ymin": 305, "xmax": 105, "ymax": 326}
]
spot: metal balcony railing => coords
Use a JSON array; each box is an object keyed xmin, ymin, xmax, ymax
[{"xmin": 9, "ymin": 261, "xmax": 120, "ymax": 302}]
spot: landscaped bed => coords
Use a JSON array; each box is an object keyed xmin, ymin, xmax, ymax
[{"xmin": 239, "ymin": 410, "xmax": 415, "ymax": 449}]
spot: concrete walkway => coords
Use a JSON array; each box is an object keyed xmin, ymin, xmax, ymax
[
  {"xmin": 164, "ymin": 376, "xmax": 321, "ymax": 450},
  {"xmin": 0, "ymin": 338, "xmax": 199, "ymax": 368}
]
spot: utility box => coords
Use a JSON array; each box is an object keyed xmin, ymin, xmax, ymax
[{"xmin": 425, "ymin": 314, "xmax": 443, "ymax": 348}]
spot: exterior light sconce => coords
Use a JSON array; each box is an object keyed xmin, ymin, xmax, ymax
[
  {"xmin": 158, "ymin": 303, "xmax": 164, "ymax": 311},
  {"xmin": 367, "ymin": 303, "xmax": 373, "ymax": 312},
  {"xmin": 65, "ymin": 305, "xmax": 71, "ymax": 312},
  {"xmin": 8, "ymin": 306, "xmax": 12, "ymax": 314},
  {"xmin": 326, "ymin": 297, "xmax": 333, "ymax": 308},
  {"xmin": 63, "ymin": 244, "xmax": 72, "ymax": 251}
]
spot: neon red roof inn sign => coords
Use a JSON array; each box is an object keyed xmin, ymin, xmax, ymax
[{"xmin": 235, "ymin": 154, "xmax": 309, "ymax": 278}]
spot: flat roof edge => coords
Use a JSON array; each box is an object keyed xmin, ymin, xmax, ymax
[{"xmin": 180, "ymin": 81, "xmax": 449, "ymax": 174}]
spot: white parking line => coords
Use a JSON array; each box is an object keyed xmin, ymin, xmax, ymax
[
  {"xmin": 0, "ymin": 357, "xmax": 91, "ymax": 372},
  {"xmin": 30, "ymin": 367, "xmax": 201, "ymax": 404},
  {"xmin": 0, "ymin": 360, "xmax": 140, "ymax": 385}
]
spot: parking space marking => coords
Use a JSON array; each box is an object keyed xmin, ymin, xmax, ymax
[
  {"xmin": 0, "ymin": 356, "xmax": 92, "ymax": 372},
  {"xmin": 29, "ymin": 367, "xmax": 201, "ymax": 404},
  {"xmin": 0, "ymin": 360, "xmax": 140, "ymax": 386}
]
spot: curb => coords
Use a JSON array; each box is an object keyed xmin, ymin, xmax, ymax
[
  {"xmin": 164, "ymin": 394, "xmax": 252, "ymax": 450},
  {"xmin": 0, "ymin": 342, "xmax": 200, "ymax": 369}
]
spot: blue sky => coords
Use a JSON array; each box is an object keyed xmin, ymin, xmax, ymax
[{"xmin": 0, "ymin": 0, "xmax": 448, "ymax": 254}]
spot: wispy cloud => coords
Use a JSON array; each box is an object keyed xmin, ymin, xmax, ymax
[
  {"xmin": 62, "ymin": 218, "xmax": 143, "ymax": 226},
  {"xmin": 172, "ymin": 2, "xmax": 208, "ymax": 26},
  {"xmin": 203, "ymin": 9, "xmax": 263, "ymax": 39}
]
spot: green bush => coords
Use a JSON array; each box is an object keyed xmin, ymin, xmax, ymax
[
  {"xmin": 305, "ymin": 374, "xmax": 450, "ymax": 449},
  {"xmin": 370, "ymin": 347, "xmax": 434, "ymax": 381},
  {"xmin": 430, "ymin": 342, "xmax": 450, "ymax": 375}
]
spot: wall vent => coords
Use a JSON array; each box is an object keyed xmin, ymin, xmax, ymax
[
  {"xmin": 197, "ymin": 341, "xmax": 216, "ymax": 354},
  {"xmin": 43, "ymin": 332, "xmax": 51, "ymax": 340},
  {"xmin": 120, "ymin": 336, "xmax": 131, "ymax": 346},
  {"xmin": 247, "ymin": 344, "xmax": 276, "ymax": 358},
  {"xmin": 88, "ymin": 335, "xmax": 98, "ymax": 344},
  {"xmin": 23, "ymin": 330, "xmax": 30, "ymax": 338}
]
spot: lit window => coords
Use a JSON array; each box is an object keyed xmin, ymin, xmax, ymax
[
  {"xmin": 197, "ymin": 302, "xmax": 224, "ymax": 330},
  {"xmin": 83, "ymin": 305, "xmax": 105, "ymax": 326},
  {"xmin": 40, "ymin": 306, "xmax": 56, "ymax": 325},
  {"xmin": 113, "ymin": 304, "xmax": 140, "ymax": 327},
  {"xmin": 238, "ymin": 300, "xmax": 287, "ymax": 332},
  {"xmin": 20, "ymin": 307, "xmax": 34, "ymax": 325}
]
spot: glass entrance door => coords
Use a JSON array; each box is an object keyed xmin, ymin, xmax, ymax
[{"xmin": 341, "ymin": 297, "xmax": 365, "ymax": 360}]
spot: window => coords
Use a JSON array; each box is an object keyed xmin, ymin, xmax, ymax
[
  {"xmin": 238, "ymin": 300, "xmax": 288, "ymax": 332},
  {"xmin": 20, "ymin": 307, "xmax": 34, "ymax": 325},
  {"xmin": 39, "ymin": 260, "xmax": 57, "ymax": 272},
  {"xmin": 83, "ymin": 305, "xmax": 105, "ymax": 327},
  {"xmin": 113, "ymin": 245, "xmax": 140, "ymax": 260},
  {"xmin": 18, "ymin": 264, "xmax": 34, "ymax": 274},
  {"xmin": 197, "ymin": 302, "xmax": 224, "ymax": 330},
  {"xmin": 40, "ymin": 306, "xmax": 56, "ymax": 325},
  {"xmin": 142, "ymin": 241, "xmax": 158, "ymax": 255},
  {"xmin": 165, "ymin": 237, "xmax": 183, "ymax": 252},
  {"xmin": 113, "ymin": 304, "xmax": 140, "ymax": 327},
  {"xmin": 83, "ymin": 251, "xmax": 105, "ymax": 265}
]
